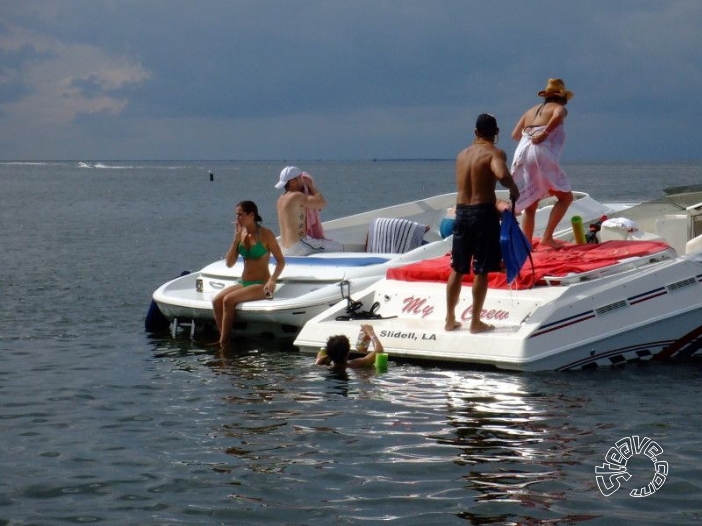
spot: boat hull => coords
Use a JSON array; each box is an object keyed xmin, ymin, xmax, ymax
[
  {"xmin": 153, "ymin": 269, "xmax": 382, "ymax": 330},
  {"xmin": 294, "ymin": 250, "xmax": 702, "ymax": 371}
]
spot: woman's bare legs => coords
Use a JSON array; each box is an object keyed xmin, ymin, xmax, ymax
[
  {"xmin": 521, "ymin": 191, "xmax": 574, "ymax": 249},
  {"xmin": 521, "ymin": 201, "xmax": 538, "ymax": 245},
  {"xmin": 216, "ymin": 285, "xmax": 267, "ymax": 347},
  {"xmin": 212, "ymin": 284, "xmax": 243, "ymax": 336},
  {"xmin": 540, "ymin": 190, "xmax": 573, "ymax": 248}
]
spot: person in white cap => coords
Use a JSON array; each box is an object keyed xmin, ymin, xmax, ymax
[{"xmin": 275, "ymin": 166, "xmax": 343, "ymax": 255}]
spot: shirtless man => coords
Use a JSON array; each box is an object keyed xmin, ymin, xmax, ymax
[
  {"xmin": 275, "ymin": 166, "xmax": 343, "ymax": 256},
  {"xmin": 445, "ymin": 114, "xmax": 520, "ymax": 333},
  {"xmin": 511, "ymin": 78, "xmax": 574, "ymax": 248}
]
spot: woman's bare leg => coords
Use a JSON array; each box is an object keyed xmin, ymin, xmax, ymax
[
  {"xmin": 218, "ymin": 285, "xmax": 267, "ymax": 347},
  {"xmin": 541, "ymin": 191, "xmax": 574, "ymax": 248}
]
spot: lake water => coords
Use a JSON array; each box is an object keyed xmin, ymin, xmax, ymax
[{"xmin": 1, "ymin": 160, "xmax": 702, "ymax": 525}]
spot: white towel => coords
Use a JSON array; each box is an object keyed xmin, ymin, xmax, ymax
[
  {"xmin": 601, "ymin": 218, "xmax": 638, "ymax": 232},
  {"xmin": 511, "ymin": 124, "xmax": 571, "ymax": 213},
  {"xmin": 366, "ymin": 218, "xmax": 426, "ymax": 253}
]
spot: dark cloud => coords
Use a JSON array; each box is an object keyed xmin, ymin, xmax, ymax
[
  {"xmin": 0, "ymin": 43, "xmax": 56, "ymax": 73},
  {"xmin": 0, "ymin": 1, "xmax": 701, "ymax": 160}
]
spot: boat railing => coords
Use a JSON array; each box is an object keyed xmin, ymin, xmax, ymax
[
  {"xmin": 686, "ymin": 200, "xmax": 702, "ymax": 240},
  {"xmin": 541, "ymin": 247, "xmax": 677, "ymax": 286},
  {"xmin": 685, "ymin": 199, "xmax": 702, "ymax": 213}
]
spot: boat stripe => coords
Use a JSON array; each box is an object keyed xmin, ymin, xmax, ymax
[
  {"xmin": 536, "ymin": 310, "xmax": 594, "ymax": 330},
  {"xmin": 533, "ymin": 279, "xmax": 693, "ymax": 339},
  {"xmin": 556, "ymin": 339, "xmax": 677, "ymax": 371},
  {"xmin": 557, "ymin": 327, "xmax": 702, "ymax": 370},
  {"xmin": 627, "ymin": 287, "xmax": 666, "ymax": 302},
  {"xmin": 628, "ymin": 290, "xmax": 668, "ymax": 305},
  {"xmin": 530, "ymin": 312, "xmax": 596, "ymax": 338}
]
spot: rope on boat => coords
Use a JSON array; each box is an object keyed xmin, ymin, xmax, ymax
[{"xmin": 334, "ymin": 280, "xmax": 396, "ymax": 321}]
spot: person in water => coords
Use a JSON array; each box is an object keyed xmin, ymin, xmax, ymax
[
  {"xmin": 212, "ymin": 200, "xmax": 285, "ymax": 347},
  {"xmin": 315, "ymin": 324, "xmax": 384, "ymax": 370},
  {"xmin": 445, "ymin": 114, "xmax": 519, "ymax": 334},
  {"xmin": 511, "ymin": 78, "xmax": 574, "ymax": 249}
]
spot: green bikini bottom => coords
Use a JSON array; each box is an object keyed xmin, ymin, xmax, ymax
[{"xmin": 238, "ymin": 279, "xmax": 265, "ymax": 287}]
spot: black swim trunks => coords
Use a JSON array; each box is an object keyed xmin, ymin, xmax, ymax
[{"xmin": 450, "ymin": 203, "xmax": 502, "ymax": 275}]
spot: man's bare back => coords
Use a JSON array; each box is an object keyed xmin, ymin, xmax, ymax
[
  {"xmin": 277, "ymin": 192, "xmax": 309, "ymax": 249},
  {"xmin": 455, "ymin": 140, "xmax": 515, "ymax": 207},
  {"xmin": 274, "ymin": 168, "xmax": 328, "ymax": 251}
]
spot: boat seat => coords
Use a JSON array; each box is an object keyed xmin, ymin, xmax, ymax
[
  {"xmin": 655, "ymin": 214, "xmax": 691, "ymax": 255},
  {"xmin": 365, "ymin": 217, "xmax": 429, "ymax": 254},
  {"xmin": 342, "ymin": 242, "xmax": 367, "ymax": 253},
  {"xmin": 282, "ymin": 255, "xmax": 391, "ymax": 266}
]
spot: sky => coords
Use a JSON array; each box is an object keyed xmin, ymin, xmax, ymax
[{"xmin": 1, "ymin": 0, "xmax": 701, "ymax": 162}]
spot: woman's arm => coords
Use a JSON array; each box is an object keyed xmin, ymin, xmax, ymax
[
  {"xmin": 531, "ymin": 105, "xmax": 567, "ymax": 145},
  {"xmin": 262, "ymin": 227, "xmax": 285, "ymax": 296},
  {"xmin": 225, "ymin": 226, "xmax": 242, "ymax": 267},
  {"xmin": 511, "ymin": 113, "xmax": 527, "ymax": 141}
]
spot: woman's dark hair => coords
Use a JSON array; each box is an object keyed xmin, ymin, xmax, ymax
[
  {"xmin": 325, "ymin": 335, "xmax": 351, "ymax": 364},
  {"xmin": 545, "ymin": 95, "xmax": 568, "ymax": 105},
  {"xmin": 237, "ymin": 200, "xmax": 263, "ymax": 223}
]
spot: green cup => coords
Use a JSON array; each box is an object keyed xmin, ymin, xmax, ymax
[{"xmin": 375, "ymin": 352, "xmax": 388, "ymax": 371}]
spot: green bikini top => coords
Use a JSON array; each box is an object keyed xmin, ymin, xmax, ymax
[{"xmin": 239, "ymin": 236, "xmax": 268, "ymax": 260}]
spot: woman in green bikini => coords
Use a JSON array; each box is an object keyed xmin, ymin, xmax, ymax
[{"xmin": 212, "ymin": 200, "xmax": 285, "ymax": 347}]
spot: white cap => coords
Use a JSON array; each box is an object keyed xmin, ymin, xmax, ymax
[{"xmin": 275, "ymin": 166, "xmax": 303, "ymax": 189}]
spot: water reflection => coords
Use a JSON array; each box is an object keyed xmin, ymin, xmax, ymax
[
  {"xmin": 436, "ymin": 372, "xmax": 597, "ymax": 524},
  {"xmin": 147, "ymin": 338, "xmax": 607, "ymax": 524}
]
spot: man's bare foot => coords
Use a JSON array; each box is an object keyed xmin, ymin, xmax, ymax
[
  {"xmin": 445, "ymin": 320, "xmax": 462, "ymax": 331},
  {"xmin": 470, "ymin": 321, "xmax": 495, "ymax": 334}
]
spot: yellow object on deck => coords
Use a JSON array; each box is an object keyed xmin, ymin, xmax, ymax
[{"xmin": 571, "ymin": 215, "xmax": 586, "ymax": 244}]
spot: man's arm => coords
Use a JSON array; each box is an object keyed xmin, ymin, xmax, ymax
[
  {"xmin": 349, "ymin": 324, "xmax": 384, "ymax": 368},
  {"xmin": 288, "ymin": 188, "xmax": 327, "ymax": 210}
]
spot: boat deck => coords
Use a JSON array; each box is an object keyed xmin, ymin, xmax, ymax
[{"xmin": 386, "ymin": 240, "xmax": 675, "ymax": 289}]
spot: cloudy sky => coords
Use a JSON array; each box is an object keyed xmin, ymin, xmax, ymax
[{"xmin": 1, "ymin": 1, "xmax": 701, "ymax": 162}]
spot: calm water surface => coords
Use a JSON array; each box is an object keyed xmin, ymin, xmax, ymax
[{"xmin": 1, "ymin": 160, "xmax": 702, "ymax": 525}]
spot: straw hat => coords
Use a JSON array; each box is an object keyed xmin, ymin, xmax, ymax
[{"xmin": 537, "ymin": 78, "xmax": 574, "ymax": 100}]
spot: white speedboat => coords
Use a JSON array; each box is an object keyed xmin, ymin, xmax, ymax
[
  {"xmin": 149, "ymin": 190, "xmax": 630, "ymax": 338},
  {"xmin": 294, "ymin": 186, "xmax": 702, "ymax": 371}
]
